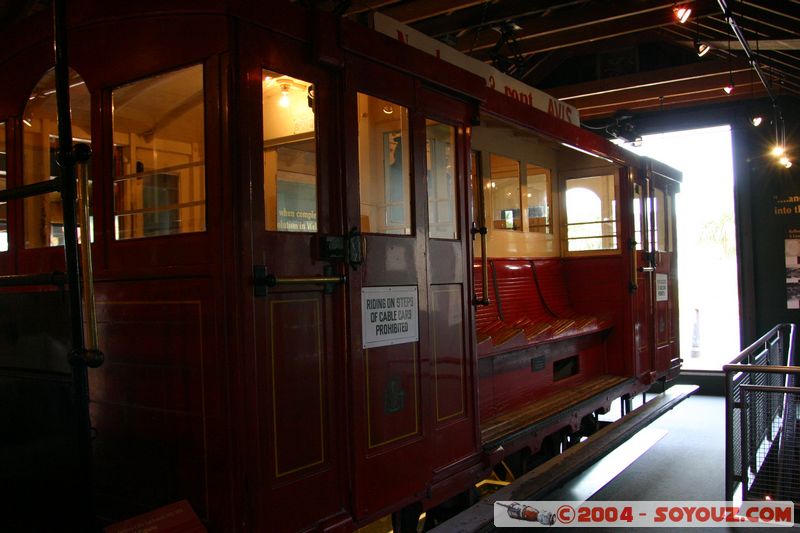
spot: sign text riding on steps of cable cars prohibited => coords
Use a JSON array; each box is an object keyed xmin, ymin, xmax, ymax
[{"xmin": 361, "ymin": 286, "xmax": 419, "ymax": 349}]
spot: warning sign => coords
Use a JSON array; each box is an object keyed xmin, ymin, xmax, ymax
[
  {"xmin": 361, "ymin": 286, "xmax": 419, "ymax": 349},
  {"xmin": 655, "ymin": 273, "xmax": 668, "ymax": 302}
]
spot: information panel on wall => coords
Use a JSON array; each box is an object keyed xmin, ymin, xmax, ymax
[{"xmin": 361, "ymin": 286, "xmax": 419, "ymax": 349}]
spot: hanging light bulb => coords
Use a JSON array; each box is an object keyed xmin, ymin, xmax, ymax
[
  {"xmin": 779, "ymin": 156, "xmax": 792, "ymax": 168},
  {"xmin": 723, "ymin": 70, "xmax": 735, "ymax": 95},
  {"xmin": 750, "ymin": 115, "xmax": 763, "ymax": 127},
  {"xmin": 696, "ymin": 42, "xmax": 710, "ymax": 57},
  {"xmin": 278, "ymin": 84, "xmax": 290, "ymax": 108},
  {"xmin": 772, "ymin": 145, "xmax": 785, "ymax": 157},
  {"xmin": 674, "ymin": 6, "xmax": 691, "ymax": 24}
]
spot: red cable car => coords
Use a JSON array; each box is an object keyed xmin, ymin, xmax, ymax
[{"xmin": 0, "ymin": 2, "xmax": 681, "ymax": 531}]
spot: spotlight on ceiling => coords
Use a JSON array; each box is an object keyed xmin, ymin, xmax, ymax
[
  {"xmin": 695, "ymin": 41, "xmax": 711, "ymax": 57},
  {"xmin": 674, "ymin": 6, "xmax": 691, "ymax": 24}
]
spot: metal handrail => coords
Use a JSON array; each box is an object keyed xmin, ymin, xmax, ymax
[
  {"xmin": 0, "ymin": 178, "xmax": 62, "ymax": 202},
  {"xmin": 724, "ymin": 323, "xmax": 797, "ymax": 502}
]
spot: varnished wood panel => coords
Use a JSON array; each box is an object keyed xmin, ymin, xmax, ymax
[
  {"xmin": 268, "ymin": 297, "xmax": 325, "ymax": 477},
  {"xmin": 431, "ymin": 284, "xmax": 465, "ymax": 423},
  {"xmin": 366, "ymin": 343, "xmax": 419, "ymax": 448},
  {"xmin": 91, "ymin": 299, "xmax": 209, "ymax": 520}
]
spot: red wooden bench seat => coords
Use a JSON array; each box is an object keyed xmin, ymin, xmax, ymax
[{"xmin": 474, "ymin": 258, "xmax": 612, "ymax": 357}]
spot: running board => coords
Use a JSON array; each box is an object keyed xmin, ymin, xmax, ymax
[{"xmin": 430, "ymin": 384, "xmax": 699, "ymax": 533}]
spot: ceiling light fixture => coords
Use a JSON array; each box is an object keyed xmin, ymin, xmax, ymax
[
  {"xmin": 674, "ymin": 5, "xmax": 691, "ymax": 24},
  {"xmin": 750, "ymin": 115, "xmax": 763, "ymax": 127},
  {"xmin": 695, "ymin": 41, "xmax": 711, "ymax": 57},
  {"xmin": 723, "ymin": 83, "xmax": 734, "ymax": 95},
  {"xmin": 382, "ymin": 104, "xmax": 394, "ymax": 115},
  {"xmin": 278, "ymin": 84, "xmax": 290, "ymax": 108}
]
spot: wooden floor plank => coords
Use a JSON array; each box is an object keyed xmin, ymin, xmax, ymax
[{"xmin": 481, "ymin": 375, "xmax": 629, "ymax": 444}]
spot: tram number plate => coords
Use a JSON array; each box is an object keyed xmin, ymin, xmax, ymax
[{"xmin": 362, "ymin": 286, "xmax": 419, "ymax": 349}]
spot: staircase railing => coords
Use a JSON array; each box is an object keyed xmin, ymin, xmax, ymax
[{"xmin": 724, "ymin": 323, "xmax": 798, "ymax": 504}]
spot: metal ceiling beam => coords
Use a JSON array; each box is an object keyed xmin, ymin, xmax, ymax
[
  {"xmin": 381, "ymin": 0, "xmax": 486, "ymax": 24},
  {"xmin": 717, "ymin": 0, "xmax": 776, "ymax": 104},
  {"xmin": 456, "ymin": 0, "xmax": 719, "ymax": 54},
  {"xmin": 345, "ymin": 0, "xmax": 399, "ymax": 16},
  {"xmin": 411, "ymin": 0, "xmax": 581, "ymax": 38},
  {"xmin": 548, "ymin": 58, "xmax": 752, "ymax": 102}
]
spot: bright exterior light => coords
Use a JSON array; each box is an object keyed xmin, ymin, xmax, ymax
[
  {"xmin": 772, "ymin": 145, "xmax": 785, "ymax": 157},
  {"xmin": 279, "ymin": 85, "xmax": 290, "ymax": 108},
  {"xmin": 674, "ymin": 6, "xmax": 691, "ymax": 23}
]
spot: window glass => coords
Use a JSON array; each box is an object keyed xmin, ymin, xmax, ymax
[
  {"xmin": 654, "ymin": 186, "xmax": 667, "ymax": 252},
  {"xmin": 112, "ymin": 64, "xmax": 205, "ymax": 240},
  {"xmin": 426, "ymin": 120, "xmax": 457, "ymax": 239},
  {"xmin": 525, "ymin": 164, "xmax": 550, "ymax": 234},
  {"xmin": 0, "ymin": 123, "xmax": 6, "ymax": 251},
  {"xmin": 23, "ymin": 69, "xmax": 92, "ymax": 248},
  {"xmin": 489, "ymin": 154, "xmax": 521, "ymax": 231},
  {"xmin": 565, "ymin": 174, "xmax": 617, "ymax": 252},
  {"xmin": 263, "ymin": 70, "xmax": 317, "ymax": 232},
  {"xmin": 633, "ymin": 180, "xmax": 643, "ymax": 251},
  {"xmin": 357, "ymin": 93, "xmax": 411, "ymax": 235}
]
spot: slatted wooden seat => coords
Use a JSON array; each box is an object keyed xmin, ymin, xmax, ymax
[
  {"xmin": 480, "ymin": 374, "xmax": 629, "ymax": 445},
  {"xmin": 474, "ymin": 258, "xmax": 611, "ymax": 356}
]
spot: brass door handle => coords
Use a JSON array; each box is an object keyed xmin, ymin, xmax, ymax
[{"xmin": 254, "ymin": 265, "xmax": 346, "ymax": 297}]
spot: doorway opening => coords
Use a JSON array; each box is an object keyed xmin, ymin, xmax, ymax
[{"xmin": 621, "ymin": 125, "xmax": 740, "ymax": 370}]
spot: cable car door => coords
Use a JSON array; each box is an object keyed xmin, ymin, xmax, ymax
[
  {"xmin": 345, "ymin": 61, "xmax": 477, "ymax": 519},
  {"xmin": 649, "ymin": 165, "xmax": 680, "ymax": 378},
  {"xmin": 246, "ymin": 36, "xmax": 348, "ymax": 532},
  {"xmin": 633, "ymin": 165, "xmax": 680, "ymax": 382},
  {"xmin": 632, "ymin": 170, "xmax": 654, "ymax": 381}
]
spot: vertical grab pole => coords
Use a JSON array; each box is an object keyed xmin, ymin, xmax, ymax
[
  {"xmin": 52, "ymin": 0, "xmax": 100, "ymax": 530},
  {"xmin": 76, "ymin": 148, "xmax": 99, "ymax": 352}
]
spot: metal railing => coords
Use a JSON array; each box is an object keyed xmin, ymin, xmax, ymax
[{"xmin": 724, "ymin": 323, "xmax": 799, "ymax": 504}]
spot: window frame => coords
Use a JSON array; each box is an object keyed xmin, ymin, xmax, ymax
[{"xmin": 560, "ymin": 165, "xmax": 622, "ymax": 256}]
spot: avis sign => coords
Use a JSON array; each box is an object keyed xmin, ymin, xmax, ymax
[{"xmin": 361, "ymin": 286, "xmax": 419, "ymax": 349}]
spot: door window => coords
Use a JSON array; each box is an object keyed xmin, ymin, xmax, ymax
[
  {"xmin": 357, "ymin": 93, "xmax": 411, "ymax": 235},
  {"xmin": 263, "ymin": 70, "xmax": 318, "ymax": 233},
  {"xmin": 23, "ymin": 69, "xmax": 92, "ymax": 248},
  {"xmin": 654, "ymin": 186, "xmax": 667, "ymax": 252},
  {"xmin": 0, "ymin": 122, "xmax": 6, "ymax": 251},
  {"xmin": 426, "ymin": 120, "xmax": 457, "ymax": 239},
  {"xmin": 112, "ymin": 64, "xmax": 205, "ymax": 240}
]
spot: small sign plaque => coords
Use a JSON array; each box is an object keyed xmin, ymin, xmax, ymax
[
  {"xmin": 362, "ymin": 286, "xmax": 419, "ymax": 349},
  {"xmin": 655, "ymin": 273, "xmax": 668, "ymax": 302}
]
